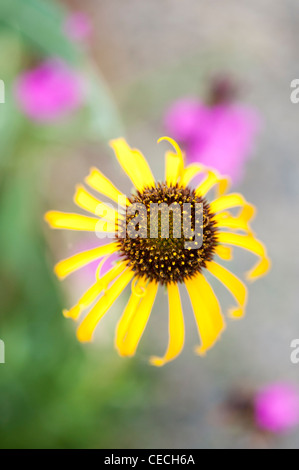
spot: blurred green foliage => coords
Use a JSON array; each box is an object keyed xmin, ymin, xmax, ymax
[
  {"xmin": 1, "ymin": 0, "xmax": 79, "ymax": 62},
  {"xmin": 0, "ymin": 0, "xmax": 152, "ymax": 449},
  {"xmin": 0, "ymin": 186, "xmax": 150, "ymax": 448}
]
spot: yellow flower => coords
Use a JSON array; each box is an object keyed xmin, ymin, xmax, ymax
[{"xmin": 44, "ymin": 137, "xmax": 270, "ymax": 366}]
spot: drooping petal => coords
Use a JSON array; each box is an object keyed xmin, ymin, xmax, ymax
[
  {"xmin": 63, "ymin": 282, "xmax": 101, "ymax": 321},
  {"xmin": 207, "ymin": 260, "xmax": 248, "ymax": 318},
  {"xmin": 150, "ymin": 283, "xmax": 184, "ymax": 366},
  {"xmin": 120, "ymin": 281, "xmax": 158, "ymax": 357},
  {"xmin": 214, "ymin": 245, "xmax": 233, "ymax": 260},
  {"xmin": 76, "ymin": 269, "xmax": 135, "ymax": 342},
  {"xmin": 73, "ymin": 184, "xmax": 121, "ymax": 222},
  {"xmin": 247, "ymin": 256, "xmax": 271, "ymax": 280},
  {"xmin": 185, "ymin": 273, "xmax": 225, "ymax": 355},
  {"xmin": 210, "ymin": 193, "xmax": 255, "ymax": 222},
  {"xmin": 109, "ymin": 138, "xmax": 155, "ymax": 191},
  {"xmin": 217, "ymin": 232, "xmax": 271, "ymax": 281},
  {"xmin": 181, "ymin": 163, "xmax": 207, "ymax": 187},
  {"xmin": 54, "ymin": 242, "xmax": 118, "ymax": 279},
  {"xmin": 64, "ymin": 261, "xmax": 127, "ymax": 319},
  {"xmin": 196, "ymin": 170, "xmax": 230, "ymax": 198},
  {"xmin": 85, "ymin": 167, "xmax": 129, "ymax": 206},
  {"xmin": 115, "ymin": 277, "xmax": 148, "ymax": 353}
]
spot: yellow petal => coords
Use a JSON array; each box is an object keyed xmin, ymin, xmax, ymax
[
  {"xmin": 159, "ymin": 136, "xmax": 184, "ymax": 186},
  {"xmin": 120, "ymin": 281, "xmax": 158, "ymax": 357},
  {"xmin": 76, "ymin": 269, "xmax": 134, "ymax": 342},
  {"xmin": 196, "ymin": 170, "xmax": 230, "ymax": 198},
  {"xmin": 73, "ymin": 185, "xmax": 121, "ymax": 222},
  {"xmin": 165, "ymin": 150, "xmax": 184, "ymax": 186},
  {"xmin": 214, "ymin": 245, "xmax": 233, "ymax": 260},
  {"xmin": 64, "ymin": 282, "xmax": 102, "ymax": 320},
  {"xmin": 44, "ymin": 211, "xmax": 116, "ymax": 233},
  {"xmin": 247, "ymin": 256, "xmax": 271, "ymax": 281},
  {"xmin": 109, "ymin": 138, "xmax": 155, "ymax": 192},
  {"xmin": 150, "ymin": 283, "xmax": 184, "ymax": 366},
  {"xmin": 181, "ymin": 163, "xmax": 207, "ymax": 187},
  {"xmin": 213, "ymin": 212, "xmax": 253, "ymax": 234},
  {"xmin": 210, "ymin": 193, "xmax": 255, "ymax": 222},
  {"xmin": 85, "ymin": 167, "xmax": 129, "ymax": 206},
  {"xmin": 217, "ymin": 232, "xmax": 271, "ymax": 281},
  {"xmin": 64, "ymin": 261, "xmax": 127, "ymax": 319},
  {"xmin": 54, "ymin": 242, "xmax": 118, "ymax": 279},
  {"xmin": 115, "ymin": 277, "xmax": 148, "ymax": 353},
  {"xmin": 206, "ymin": 261, "xmax": 248, "ymax": 319},
  {"xmin": 185, "ymin": 273, "xmax": 225, "ymax": 355},
  {"xmin": 98, "ymin": 259, "xmax": 128, "ymax": 289}
]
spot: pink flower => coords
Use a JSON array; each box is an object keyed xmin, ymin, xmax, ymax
[
  {"xmin": 164, "ymin": 97, "xmax": 259, "ymax": 184},
  {"xmin": 14, "ymin": 59, "xmax": 83, "ymax": 123},
  {"xmin": 64, "ymin": 12, "xmax": 92, "ymax": 42},
  {"xmin": 164, "ymin": 99, "xmax": 201, "ymax": 142},
  {"xmin": 254, "ymin": 383, "xmax": 299, "ymax": 433}
]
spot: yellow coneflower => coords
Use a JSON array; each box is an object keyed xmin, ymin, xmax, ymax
[{"xmin": 45, "ymin": 137, "xmax": 270, "ymax": 366}]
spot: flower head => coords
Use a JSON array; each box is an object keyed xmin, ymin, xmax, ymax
[
  {"xmin": 45, "ymin": 137, "xmax": 270, "ymax": 366},
  {"xmin": 14, "ymin": 59, "xmax": 83, "ymax": 123},
  {"xmin": 164, "ymin": 97, "xmax": 259, "ymax": 184},
  {"xmin": 254, "ymin": 383, "xmax": 299, "ymax": 433}
]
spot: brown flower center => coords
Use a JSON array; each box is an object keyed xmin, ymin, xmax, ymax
[{"xmin": 116, "ymin": 183, "xmax": 218, "ymax": 285}]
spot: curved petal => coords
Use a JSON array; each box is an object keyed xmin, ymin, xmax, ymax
[
  {"xmin": 73, "ymin": 185, "xmax": 121, "ymax": 222},
  {"xmin": 150, "ymin": 283, "xmax": 184, "ymax": 366},
  {"xmin": 120, "ymin": 281, "xmax": 158, "ymax": 357},
  {"xmin": 159, "ymin": 136, "xmax": 184, "ymax": 186},
  {"xmin": 206, "ymin": 261, "xmax": 248, "ymax": 318},
  {"xmin": 64, "ymin": 262, "xmax": 127, "ymax": 320},
  {"xmin": 115, "ymin": 277, "xmax": 148, "ymax": 353},
  {"xmin": 109, "ymin": 138, "xmax": 155, "ymax": 191},
  {"xmin": 214, "ymin": 245, "xmax": 233, "ymax": 260},
  {"xmin": 217, "ymin": 232, "xmax": 271, "ymax": 281},
  {"xmin": 185, "ymin": 273, "xmax": 225, "ymax": 355},
  {"xmin": 181, "ymin": 163, "xmax": 207, "ymax": 187},
  {"xmin": 85, "ymin": 167, "xmax": 129, "ymax": 206},
  {"xmin": 76, "ymin": 269, "xmax": 134, "ymax": 342},
  {"xmin": 165, "ymin": 150, "xmax": 184, "ymax": 186},
  {"xmin": 213, "ymin": 212, "xmax": 253, "ymax": 234},
  {"xmin": 196, "ymin": 170, "xmax": 231, "ymax": 198},
  {"xmin": 54, "ymin": 242, "xmax": 118, "ymax": 279},
  {"xmin": 210, "ymin": 193, "xmax": 255, "ymax": 222}
]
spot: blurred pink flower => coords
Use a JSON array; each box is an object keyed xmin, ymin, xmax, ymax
[
  {"xmin": 14, "ymin": 59, "xmax": 83, "ymax": 122},
  {"xmin": 254, "ymin": 383, "xmax": 299, "ymax": 433},
  {"xmin": 164, "ymin": 97, "xmax": 259, "ymax": 183},
  {"xmin": 64, "ymin": 11, "xmax": 92, "ymax": 42}
]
